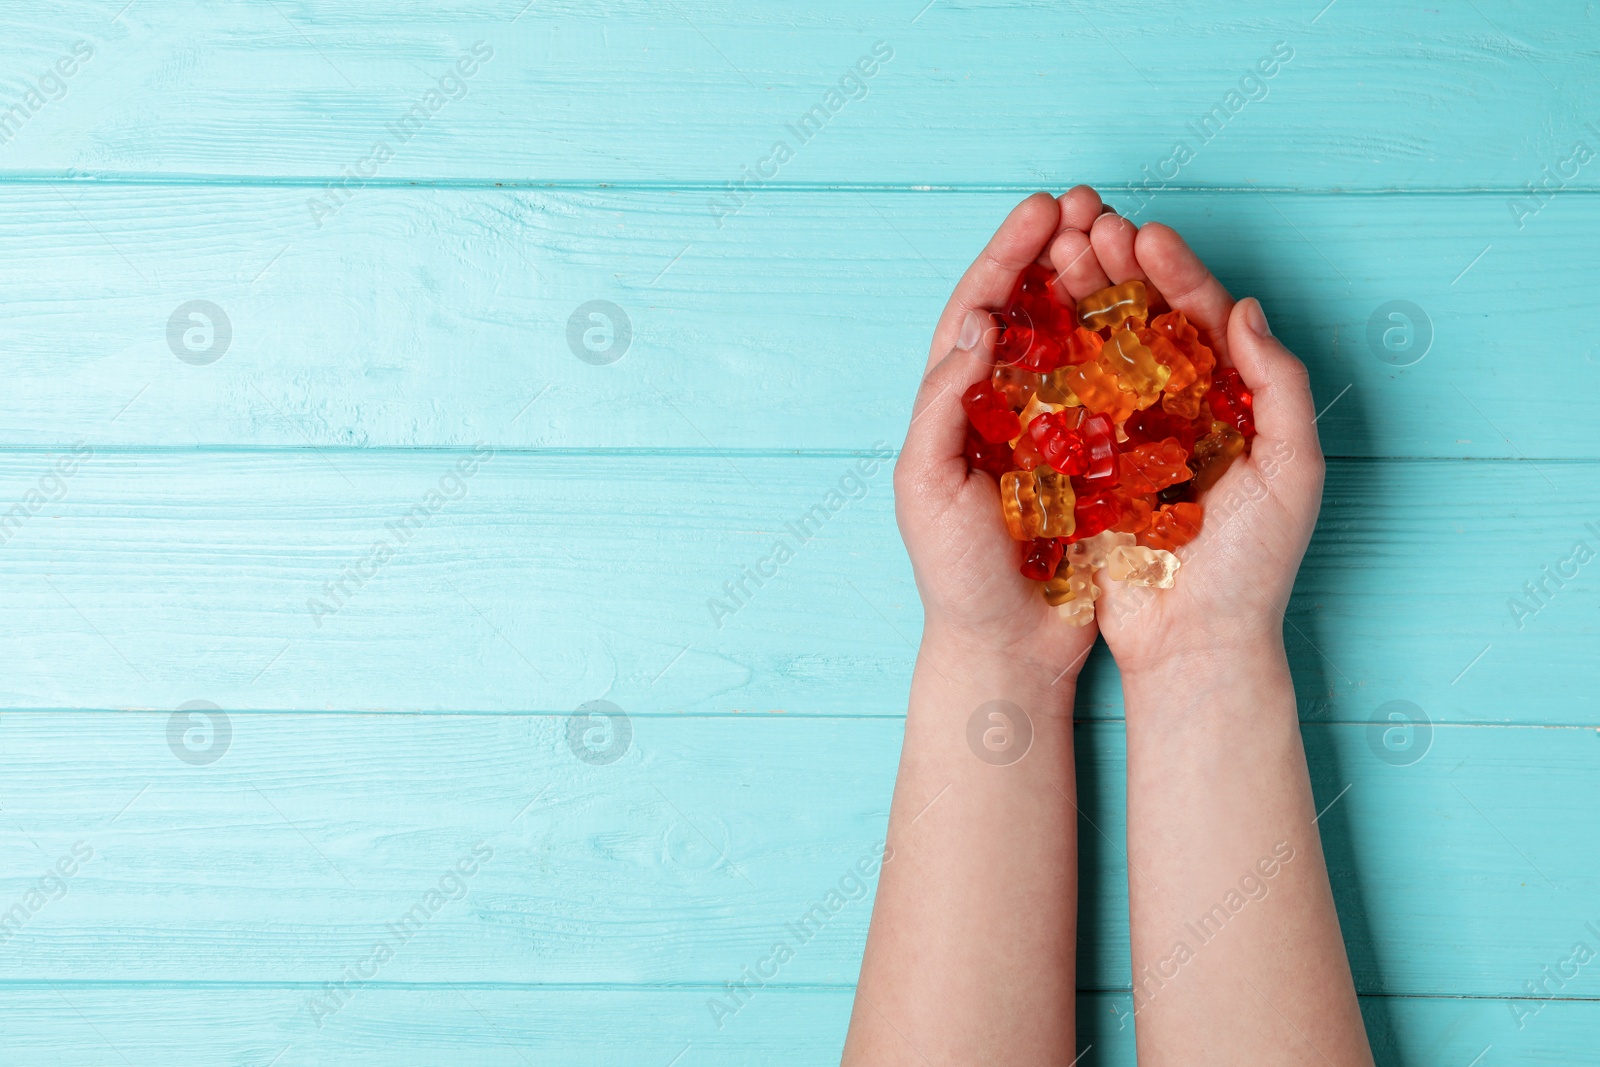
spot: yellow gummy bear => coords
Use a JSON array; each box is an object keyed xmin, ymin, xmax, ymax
[
  {"xmin": 1101, "ymin": 328, "xmax": 1172, "ymax": 406},
  {"xmin": 1077, "ymin": 280, "xmax": 1148, "ymax": 332}
]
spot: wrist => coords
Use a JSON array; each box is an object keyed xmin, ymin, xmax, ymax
[
  {"xmin": 916, "ymin": 621, "xmax": 1078, "ymax": 712},
  {"xmin": 1118, "ymin": 636, "xmax": 1294, "ymax": 726}
]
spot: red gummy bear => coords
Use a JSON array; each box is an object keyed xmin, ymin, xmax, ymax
[
  {"xmin": 1205, "ymin": 367, "xmax": 1255, "ymax": 438},
  {"xmin": 1075, "ymin": 412, "xmax": 1119, "ymax": 491},
  {"xmin": 962, "ymin": 380, "xmax": 1022, "ymax": 444},
  {"xmin": 1020, "ymin": 536, "xmax": 1065, "ymax": 581},
  {"xmin": 964, "ymin": 428, "xmax": 1012, "ymax": 480},
  {"xmin": 1005, "ymin": 263, "xmax": 1073, "ymax": 336},
  {"xmin": 1071, "ymin": 492, "xmax": 1121, "ymax": 541},
  {"xmin": 995, "ymin": 323, "xmax": 1064, "ymax": 373},
  {"xmin": 1124, "ymin": 408, "xmax": 1203, "ymax": 451},
  {"xmin": 1027, "ymin": 410, "xmax": 1089, "ymax": 476}
]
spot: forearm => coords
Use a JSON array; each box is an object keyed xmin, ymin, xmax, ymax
[
  {"xmin": 844, "ymin": 624, "xmax": 1079, "ymax": 1065},
  {"xmin": 1120, "ymin": 640, "xmax": 1371, "ymax": 1065}
]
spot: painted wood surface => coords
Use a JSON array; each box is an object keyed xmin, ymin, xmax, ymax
[
  {"xmin": 0, "ymin": 186, "xmax": 1587, "ymax": 457},
  {"xmin": 0, "ymin": 712, "xmax": 1594, "ymax": 1004},
  {"xmin": 0, "ymin": 1, "xmax": 1592, "ymax": 190},
  {"xmin": 0, "ymin": 0, "xmax": 1589, "ymax": 1063},
  {"xmin": 0, "ymin": 451, "xmax": 1583, "ymax": 724},
  {"xmin": 0, "ymin": 989, "xmax": 1586, "ymax": 1066}
]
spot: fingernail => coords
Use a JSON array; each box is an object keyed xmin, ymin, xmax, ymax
[
  {"xmin": 957, "ymin": 311, "xmax": 982, "ymax": 350},
  {"xmin": 1245, "ymin": 298, "xmax": 1271, "ymax": 337}
]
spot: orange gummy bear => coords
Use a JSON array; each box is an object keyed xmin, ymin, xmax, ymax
[
  {"xmin": 1078, "ymin": 280, "xmax": 1148, "ymax": 332},
  {"xmin": 1118, "ymin": 439, "xmax": 1191, "ymax": 495},
  {"xmin": 1142, "ymin": 502, "xmax": 1203, "ymax": 551},
  {"xmin": 999, "ymin": 467, "xmax": 1076, "ymax": 541},
  {"xmin": 1060, "ymin": 359, "xmax": 1138, "ymax": 423}
]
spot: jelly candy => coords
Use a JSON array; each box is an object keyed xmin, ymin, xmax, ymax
[
  {"xmin": 1072, "ymin": 491, "xmax": 1121, "ymax": 541},
  {"xmin": 1141, "ymin": 502, "xmax": 1203, "ymax": 552},
  {"xmin": 1101, "ymin": 328, "xmax": 1172, "ymax": 405},
  {"xmin": 1067, "ymin": 530, "xmax": 1135, "ymax": 571},
  {"xmin": 999, "ymin": 467, "xmax": 1076, "ymax": 540},
  {"xmin": 1043, "ymin": 558, "xmax": 1076, "ymax": 606},
  {"xmin": 1061, "ymin": 326, "xmax": 1105, "ymax": 366},
  {"xmin": 1020, "ymin": 536, "xmax": 1065, "ymax": 581},
  {"xmin": 1110, "ymin": 493, "xmax": 1154, "ymax": 533},
  {"xmin": 1027, "ymin": 410, "xmax": 1089, "ymax": 476},
  {"xmin": 1107, "ymin": 544, "xmax": 1180, "ymax": 588},
  {"xmin": 1124, "ymin": 408, "xmax": 1203, "ymax": 451},
  {"xmin": 995, "ymin": 324, "xmax": 1063, "ymax": 374},
  {"xmin": 1077, "ymin": 280, "xmax": 1148, "ymax": 332},
  {"xmin": 1060, "ymin": 359, "xmax": 1138, "ymax": 423},
  {"xmin": 960, "ymin": 253, "xmax": 1257, "ymax": 614},
  {"xmin": 1206, "ymin": 366, "xmax": 1256, "ymax": 439},
  {"xmin": 965, "ymin": 428, "xmax": 1013, "ymax": 480},
  {"xmin": 1138, "ymin": 328, "xmax": 1197, "ymax": 393},
  {"xmin": 991, "ymin": 362, "xmax": 1048, "ymax": 409},
  {"xmin": 1072, "ymin": 412, "xmax": 1120, "ymax": 494},
  {"xmin": 962, "ymin": 381, "xmax": 1021, "ymax": 443},
  {"xmin": 1006, "ymin": 263, "xmax": 1074, "ymax": 336},
  {"xmin": 1118, "ymin": 438, "xmax": 1191, "ymax": 495},
  {"xmin": 1191, "ymin": 420, "xmax": 1245, "ymax": 493}
]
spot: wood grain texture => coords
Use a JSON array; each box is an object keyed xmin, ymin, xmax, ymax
[
  {"xmin": 0, "ymin": 1, "xmax": 1592, "ymax": 189},
  {"xmin": 0, "ymin": 712, "xmax": 1595, "ymax": 1001},
  {"xmin": 0, "ymin": 988, "xmax": 1586, "ymax": 1066},
  {"xmin": 0, "ymin": 451, "xmax": 1584, "ymax": 723},
  {"xmin": 0, "ymin": 185, "xmax": 1588, "ymax": 456}
]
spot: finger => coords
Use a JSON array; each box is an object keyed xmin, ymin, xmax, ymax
[
  {"xmin": 1058, "ymin": 185, "xmax": 1104, "ymax": 233},
  {"xmin": 1225, "ymin": 298, "xmax": 1321, "ymax": 458},
  {"xmin": 1050, "ymin": 227, "xmax": 1111, "ymax": 301},
  {"xmin": 900, "ymin": 310, "xmax": 994, "ymax": 488},
  {"xmin": 927, "ymin": 192, "xmax": 1060, "ymax": 373},
  {"xmin": 1133, "ymin": 222, "xmax": 1234, "ymax": 361},
  {"xmin": 1088, "ymin": 212, "xmax": 1148, "ymax": 293}
]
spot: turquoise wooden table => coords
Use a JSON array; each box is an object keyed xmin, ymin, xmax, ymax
[{"xmin": 0, "ymin": 1, "xmax": 1594, "ymax": 1063}]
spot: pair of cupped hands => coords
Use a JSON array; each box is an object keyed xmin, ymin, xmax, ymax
[{"xmin": 895, "ymin": 186, "xmax": 1325, "ymax": 681}]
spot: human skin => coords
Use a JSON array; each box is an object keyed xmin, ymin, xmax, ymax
[{"xmin": 843, "ymin": 187, "xmax": 1372, "ymax": 1065}]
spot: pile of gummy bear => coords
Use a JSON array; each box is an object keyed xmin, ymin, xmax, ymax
[{"xmin": 961, "ymin": 267, "xmax": 1254, "ymax": 625}]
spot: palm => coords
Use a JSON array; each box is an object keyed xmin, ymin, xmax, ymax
[{"xmin": 894, "ymin": 187, "xmax": 1321, "ymax": 682}]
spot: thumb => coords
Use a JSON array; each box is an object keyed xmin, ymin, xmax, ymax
[
  {"xmin": 897, "ymin": 309, "xmax": 994, "ymax": 490},
  {"xmin": 1224, "ymin": 298, "xmax": 1321, "ymax": 459}
]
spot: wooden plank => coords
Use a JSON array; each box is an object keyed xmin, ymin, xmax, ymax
[
  {"xmin": 0, "ymin": 712, "xmax": 1596, "ymax": 999},
  {"xmin": 0, "ymin": 2, "xmax": 1593, "ymax": 190},
  {"xmin": 0, "ymin": 186, "xmax": 1583, "ymax": 456},
  {"xmin": 0, "ymin": 986, "xmax": 1587, "ymax": 1066},
  {"xmin": 0, "ymin": 450, "xmax": 1586, "ymax": 724}
]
